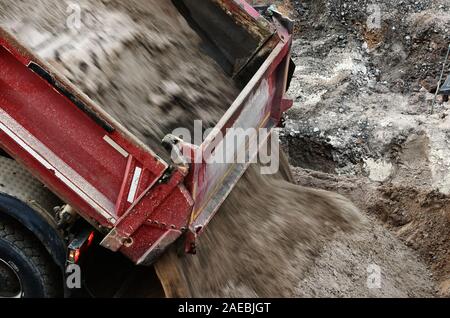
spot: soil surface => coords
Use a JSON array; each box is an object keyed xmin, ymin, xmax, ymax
[
  {"xmin": 275, "ymin": 0, "xmax": 450, "ymax": 296},
  {"xmin": 1, "ymin": 0, "xmax": 445, "ymax": 297}
]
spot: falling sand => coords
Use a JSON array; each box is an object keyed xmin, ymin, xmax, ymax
[{"xmin": 1, "ymin": 0, "xmax": 366, "ymax": 297}]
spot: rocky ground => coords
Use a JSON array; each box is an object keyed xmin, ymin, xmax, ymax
[{"xmin": 276, "ymin": 0, "xmax": 450, "ymax": 296}]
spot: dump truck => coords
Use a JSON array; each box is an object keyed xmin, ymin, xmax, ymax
[{"xmin": 0, "ymin": 0, "xmax": 294, "ymax": 297}]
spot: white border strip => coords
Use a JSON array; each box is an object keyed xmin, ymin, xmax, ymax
[
  {"xmin": 103, "ymin": 135, "xmax": 129, "ymax": 158},
  {"xmin": 127, "ymin": 167, "xmax": 142, "ymax": 203}
]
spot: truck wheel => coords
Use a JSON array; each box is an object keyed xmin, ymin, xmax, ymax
[{"xmin": 0, "ymin": 216, "xmax": 61, "ymax": 298}]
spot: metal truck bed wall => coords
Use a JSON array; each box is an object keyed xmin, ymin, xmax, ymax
[
  {"xmin": 0, "ymin": 0, "xmax": 293, "ymax": 264},
  {"xmin": 173, "ymin": 0, "xmax": 278, "ymax": 86}
]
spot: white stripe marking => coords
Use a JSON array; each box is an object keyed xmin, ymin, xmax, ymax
[
  {"xmin": 127, "ymin": 167, "xmax": 142, "ymax": 203},
  {"xmin": 103, "ymin": 135, "xmax": 129, "ymax": 158}
]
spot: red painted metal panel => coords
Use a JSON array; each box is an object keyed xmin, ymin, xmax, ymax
[
  {"xmin": 0, "ymin": 46, "xmax": 126, "ymax": 203},
  {"xmin": 231, "ymin": 0, "xmax": 262, "ymax": 19},
  {"xmin": 0, "ymin": 33, "xmax": 171, "ymax": 227}
]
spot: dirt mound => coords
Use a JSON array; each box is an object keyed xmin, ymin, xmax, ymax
[
  {"xmin": 295, "ymin": 219, "xmax": 436, "ymax": 298},
  {"xmin": 293, "ymin": 167, "xmax": 444, "ymax": 296},
  {"xmin": 277, "ymin": 0, "xmax": 449, "ymax": 295},
  {"xmin": 177, "ymin": 164, "xmax": 361, "ymax": 297}
]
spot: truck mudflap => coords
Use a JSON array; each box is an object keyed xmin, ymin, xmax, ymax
[{"xmin": 0, "ymin": 0, "xmax": 293, "ymax": 265}]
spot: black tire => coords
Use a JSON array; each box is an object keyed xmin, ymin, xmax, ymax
[{"xmin": 0, "ymin": 216, "xmax": 62, "ymax": 298}]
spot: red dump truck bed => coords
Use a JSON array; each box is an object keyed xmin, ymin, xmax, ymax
[{"xmin": 0, "ymin": 0, "xmax": 293, "ymax": 265}]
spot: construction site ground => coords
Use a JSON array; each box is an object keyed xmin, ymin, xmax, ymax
[
  {"xmin": 1, "ymin": 0, "xmax": 449, "ymax": 298},
  {"xmin": 271, "ymin": 0, "xmax": 450, "ymax": 297}
]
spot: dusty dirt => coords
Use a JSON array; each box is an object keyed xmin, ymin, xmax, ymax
[
  {"xmin": 0, "ymin": 0, "xmax": 444, "ymax": 297},
  {"xmin": 176, "ymin": 164, "xmax": 363, "ymax": 297},
  {"xmin": 278, "ymin": 0, "xmax": 450, "ymax": 296}
]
